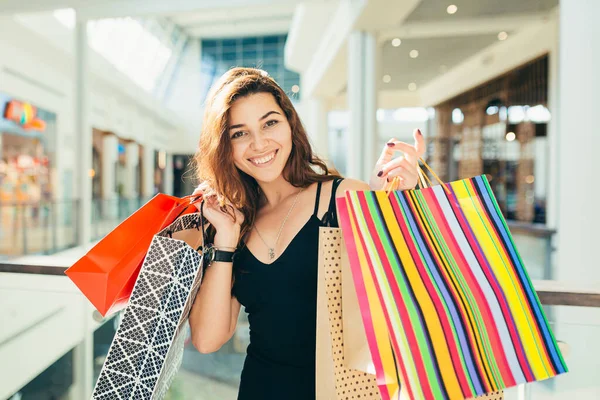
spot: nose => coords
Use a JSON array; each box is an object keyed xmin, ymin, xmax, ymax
[{"xmin": 250, "ymin": 131, "xmax": 269, "ymax": 152}]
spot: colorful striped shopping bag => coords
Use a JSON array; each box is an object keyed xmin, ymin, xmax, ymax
[{"xmin": 337, "ymin": 160, "xmax": 567, "ymax": 400}]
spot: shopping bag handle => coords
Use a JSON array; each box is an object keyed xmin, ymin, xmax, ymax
[
  {"xmin": 159, "ymin": 202, "xmax": 209, "ymax": 253},
  {"xmin": 180, "ymin": 194, "xmax": 203, "ymax": 205},
  {"xmin": 384, "ymin": 158, "xmax": 451, "ymax": 195}
]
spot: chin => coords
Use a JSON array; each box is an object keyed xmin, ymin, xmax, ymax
[{"xmin": 251, "ymin": 168, "xmax": 286, "ymax": 184}]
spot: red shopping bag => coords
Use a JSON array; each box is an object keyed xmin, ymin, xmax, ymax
[{"xmin": 65, "ymin": 193, "xmax": 202, "ymax": 316}]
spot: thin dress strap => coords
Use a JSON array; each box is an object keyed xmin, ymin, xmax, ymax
[
  {"xmin": 322, "ymin": 178, "xmax": 344, "ymax": 227},
  {"xmin": 313, "ymin": 181, "xmax": 323, "ymax": 216}
]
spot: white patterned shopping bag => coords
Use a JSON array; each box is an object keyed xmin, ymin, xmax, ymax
[{"xmin": 92, "ymin": 212, "xmax": 206, "ymax": 399}]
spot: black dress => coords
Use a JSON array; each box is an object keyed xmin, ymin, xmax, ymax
[{"xmin": 232, "ymin": 178, "xmax": 344, "ymax": 400}]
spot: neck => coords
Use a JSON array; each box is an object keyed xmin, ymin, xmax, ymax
[{"xmin": 256, "ymin": 174, "xmax": 302, "ymax": 211}]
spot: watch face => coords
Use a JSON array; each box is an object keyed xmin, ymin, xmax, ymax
[{"xmin": 204, "ymin": 246, "xmax": 215, "ymax": 263}]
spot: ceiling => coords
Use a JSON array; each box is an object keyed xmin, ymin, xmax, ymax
[
  {"xmin": 406, "ymin": 0, "xmax": 558, "ymax": 21},
  {"xmin": 167, "ymin": 2, "xmax": 299, "ymax": 39},
  {"xmin": 373, "ymin": 0, "xmax": 559, "ymax": 94},
  {"xmin": 379, "ymin": 34, "xmax": 502, "ymax": 91},
  {"xmin": 1, "ymin": 0, "xmax": 559, "ymax": 98}
]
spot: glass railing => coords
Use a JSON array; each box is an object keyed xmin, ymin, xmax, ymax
[
  {"xmin": 2, "ymin": 255, "xmax": 598, "ymax": 400},
  {"xmin": 0, "ymin": 197, "xmax": 153, "ymax": 259},
  {"xmin": 0, "ymin": 200, "xmax": 79, "ymax": 258},
  {"xmin": 507, "ymin": 221, "xmax": 555, "ymax": 280},
  {"xmin": 91, "ymin": 197, "xmax": 153, "ymax": 241},
  {"xmin": 503, "ymin": 304, "xmax": 600, "ymax": 400}
]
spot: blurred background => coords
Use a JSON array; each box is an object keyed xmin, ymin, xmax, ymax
[{"xmin": 0, "ymin": 0, "xmax": 598, "ymax": 399}]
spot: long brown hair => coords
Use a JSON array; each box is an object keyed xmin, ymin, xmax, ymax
[{"xmin": 194, "ymin": 67, "xmax": 341, "ymax": 246}]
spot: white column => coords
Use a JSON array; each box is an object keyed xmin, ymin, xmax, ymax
[
  {"xmin": 554, "ymin": 5, "xmax": 600, "ymax": 395},
  {"xmin": 164, "ymin": 153, "xmax": 174, "ymax": 196},
  {"xmin": 73, "ymin": 14, "xmax": 93, "ymax": 399},
  {"xmin": 546, "ymin": 19, "xmax": 560, "ymax": 232},
  {"xmin": 555, "ymin": 0, "xmax": 600, "ymax": 282},
  {"xmin": 71, "ymin": 302, "xmax": 93, "ymax": 400},
  {"xmin": 74, "ymin": 17, "xmax": 92, "ymax": 248},
  {"xmin": 347, "ymin": 31, "xmax": 378, "ymax": 181},
  {"xmin": 124, "ymin": 142, "xmax": 139, "ymax": 199},
  {"xmin": 102, "ymin": 134, "xmax": 118, "ymax": 200},
  {"xmin": 142, "ymin": 146, "xmax": 155, "ymax": 198},
  {"xmin": 304, "ymin": 97, "xmax": 330, "ymax": 162}
]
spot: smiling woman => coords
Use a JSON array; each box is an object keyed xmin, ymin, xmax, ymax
[
  {"xmin": 187, "ymin": 67, "xmax": 425, "ymax": 400},
  {"xmin": 229, "ymin": 95, "xmax": 293, "ymax": 180}
]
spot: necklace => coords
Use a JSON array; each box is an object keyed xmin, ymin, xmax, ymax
[{"xmin": 254, "ymin": 188, "xmax": 304, "ymax": 260}]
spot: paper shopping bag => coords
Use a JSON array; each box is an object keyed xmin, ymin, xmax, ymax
[
  {"xmin": 339, "ymin": 224, "xmax": 502, "ymax": 400},
  {"xmin": 92, "ymin": 212, "xmax": 206, "ymax": 400},
  {"xmin": 66, "ymin": 193, "xmax": 201, "ymax": 316},
  {"xmin": 341, "ymin": 237, "xmax": 385, "ymax": 374},
  {"xmin": 317, "ymin": 226, "xmax": 400, "ymax": 400},
  {"xmin": 336, "ymin": 159, "xmax": 567, "ymax": 400}
]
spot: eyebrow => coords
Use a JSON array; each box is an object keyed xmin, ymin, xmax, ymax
[{"xmin": 229, "ymin": 111, "xmax": 281, "ymax": 131}]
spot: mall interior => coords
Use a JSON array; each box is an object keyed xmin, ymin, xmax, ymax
[{"xmin": 0, "ymin": 0, "xmax": 598, "ymax": 399}]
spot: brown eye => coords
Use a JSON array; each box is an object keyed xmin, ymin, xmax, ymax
[
  {"xmin": 265, "ymin": 120, "xmax": 279, "ymax": 128},
  {"xmin": 231, "ymin": 131, "xmax": 245, "ymax": 139}
]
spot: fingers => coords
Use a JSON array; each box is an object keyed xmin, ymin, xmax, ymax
[
  {"xmin": 195, "ymin": 182, "xmax": 215, "ymax": 197},
  {"xmin": 380, "ymin": 157, "xmax": 417, "ymax": 179},
  {"xmin": 376, "ymin": 128, "xmax": 426, "ymax": 166},
  {"xmin": 385, "ymin": 140, "xmax": 418, "ymax": 164},
  {"xmin": 377, "ymin": 137, "xmax": 398, "ymax": 165},
  {"xmin": 201, "ymin": 194, "xmax": 245, "ymax": 225},
  {"xmin": 386, "ymin": 167, "xmax": 419, "ymax": 190},
  {"xmin": 413, "ymin": 128, "xmax": 426, "ymax": 158}
]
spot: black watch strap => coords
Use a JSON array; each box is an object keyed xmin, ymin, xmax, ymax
[
  {"xmin": 213, "ymin": 248, "xmax": 235, "ymax": 263},
  {"xmin": 204, "ymin": 245, "xmax": 235, "ymax": 264}
]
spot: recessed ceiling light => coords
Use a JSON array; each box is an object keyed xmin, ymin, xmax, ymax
[
  {"xmin": 409, "ymin": 49, "xmax": 419, "ymax": 58},
  {"xmin": 506, "ymin": 131, "xmax": 516, "ymax": 141},
  {"xmin": 382, "ymin": 75, "xmax": 392, "ymax": 83},
  {"xmin": 447, "ymin": 4, "xmax": 458, "ymax": 14},
  {"xmin": 498, "ymin": 31, "xmax": 508, "ymax": 41},
  {"xmin": 408, "ymin": 82, "xmax": 417, "ymax": 91},
  {"xmin": 291, "ymin": 85, "xmax": 300, "ymax": 93},
  {"xmin": 392, "ymin": 38, "xmax": 402, "ymax": 47}
]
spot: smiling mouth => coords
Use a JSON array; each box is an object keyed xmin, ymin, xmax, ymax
[{"xmin": 248, "ymin": 150, "xmax": 278, "ymax": 166}]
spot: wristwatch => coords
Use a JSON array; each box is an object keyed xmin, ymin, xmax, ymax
[{"xmin": 203, "ymin": 245, "xmax": 236, "ymax": 264}]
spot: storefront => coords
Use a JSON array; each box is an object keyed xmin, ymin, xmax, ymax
[
  {"xmin": 0, "ymin": 93, "xmax": 56, "ymax": 205},
  {"xmin": 432, "ymin": 55, "xmax": 549, "ymax": 224}
]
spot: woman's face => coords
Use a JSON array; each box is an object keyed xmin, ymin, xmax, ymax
[{"xmin": 228, "ymin": 92, "xmax": 293, "ymax": 184}]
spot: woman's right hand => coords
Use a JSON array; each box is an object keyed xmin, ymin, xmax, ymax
[{"xmin": 193, "ymin": 182, "xmax": 244, "ymax": 246}]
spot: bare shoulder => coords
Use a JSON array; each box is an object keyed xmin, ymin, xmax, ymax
[{"xmin": 336, "ymin": 178, "xmax": 370, "ymax": 196}]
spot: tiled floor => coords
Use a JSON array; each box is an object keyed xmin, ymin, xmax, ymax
[
  {"xmin": 166, "ymin": 369, "xmax": 238, "ymax": 400},
  {"xmin": 164, "ymin": 341, "xmax": 245, "ymax": 400}
]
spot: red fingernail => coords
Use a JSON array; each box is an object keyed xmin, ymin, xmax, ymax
[
  {"xmin": 417, "ymin": 129, "xmax": 422, "ymax": 136},
  {"xmin": 377, "ymin": 170, "xmax": 383, "ymax": 177},
  {"xmin": 386, "ymin": 142, "xmax": 395, "ymax": 147}
]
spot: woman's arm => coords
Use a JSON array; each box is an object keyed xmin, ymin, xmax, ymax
[
  {"xmin": 188, "ymin": 257, "xmax": 242, "ymax": 354},
  {"xmin": 188, "ymin": 209, "xmax": 243, "ymax": 353}
]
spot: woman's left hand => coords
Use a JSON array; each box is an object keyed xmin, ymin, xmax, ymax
[{"xmin": 369, "ymin": 128, "xmax": 427, "ymax": 191}]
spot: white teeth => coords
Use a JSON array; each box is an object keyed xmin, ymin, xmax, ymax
[{"xmin": 250, "ymin": 151, "xmax": 276, "ymax": 165}]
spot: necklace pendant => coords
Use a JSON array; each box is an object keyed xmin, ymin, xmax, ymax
[{"xmin": 268, "ymin": 248, "xmax": 275, "ymax": 260}]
